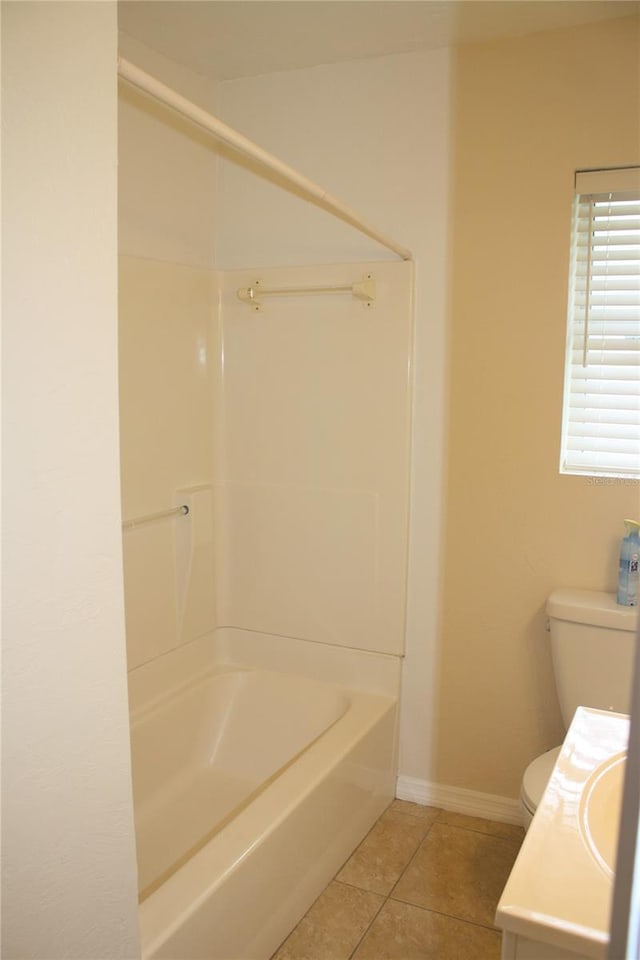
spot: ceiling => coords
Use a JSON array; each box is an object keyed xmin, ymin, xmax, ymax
[{"xmin": 118, "ymin": 0, "xmax": 639, "ymax": 82}]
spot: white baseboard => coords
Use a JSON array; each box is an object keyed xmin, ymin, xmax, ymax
[{"xmin": 396, "ymin": 774, "xmax": 523, "ymax": 827}]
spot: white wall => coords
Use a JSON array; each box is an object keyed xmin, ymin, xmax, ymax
[
  {"xmin": 119, "ymin": 259, "xmax": 216, "ymax": 671},
  {"xmin": 2, "ymin": 3, "xmax": 140, "ymax": 957},
  {"xmin": 118, "ymin": 35, "xmax": 219, "ymax": 677},
  {"xmin": 216, "ymin": 261, "xmax": 413, "ymax": 657},
  {"xmin": 216, "ymin": 49, "xmax": 452, "ymax": 782},
  {"xmin": 118, "ymin": 32, "xmax": 218, "ymax": 267}
]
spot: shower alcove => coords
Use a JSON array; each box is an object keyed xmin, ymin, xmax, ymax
[{"xmin": 119, "ymin": 57, "xmax": 413, "ymax": 960}]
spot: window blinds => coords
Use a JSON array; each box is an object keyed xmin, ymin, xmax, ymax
[{"xmin": 560, "ymin": 167, "xmax": 640, "ymax": 478}]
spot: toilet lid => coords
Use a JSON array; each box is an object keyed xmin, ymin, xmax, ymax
[{"xmin": 521, "ymin": 746, "xmax": 562, "ymax": 813}]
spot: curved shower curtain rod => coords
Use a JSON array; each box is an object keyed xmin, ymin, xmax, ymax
[{"xmin": 117, "ymin": 57, "xmax": 413, "ymax": 263}]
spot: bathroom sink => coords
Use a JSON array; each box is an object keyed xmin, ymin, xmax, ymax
[
  {"xmin": 580, "ymin": 750, "xmax": 626, "ymax": 877},
  {"xmin": 497, "ymin": 709, "xmax": 630, "ymax": 959}
]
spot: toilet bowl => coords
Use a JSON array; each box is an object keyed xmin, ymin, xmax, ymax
[
  {"xmin": 520, "ymin": 746, "xmax": 561, "ymax": 829},
  {"xmin": 519, "ymin": 589, "xmax": 637, "ymax": 831}
]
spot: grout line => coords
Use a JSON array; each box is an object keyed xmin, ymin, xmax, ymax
[
  {"xmin": 395, "ymin": 806, "xmax": 523, "ymax": 844},
  {"xmin": 337, "ymin": 870, "xmax": 504, "ymax": 938},
  {"xmin": 387, "ymin": 895, "xmax": 503, "ymax": 934},
  {"xmin": 333, "ymin": 878, "xmax": 386, "ymax": 897},
  {"xmin": 433, "ymin": 809, "xmax": 524, "ymax": 842},
  {"xmin": 331, "ymin": 807, "xmax": 391, "ymax": 884},
  {"xmin": 436, "ymin": 823, "xmax": 525, "ymax": 845},
  {"xmin": 385, "ymin": 817, "xmax": 438, "ymax": 900},
  {"xmin": 346, "ymin": 892, "xmax": 387, "ymax": 960}
]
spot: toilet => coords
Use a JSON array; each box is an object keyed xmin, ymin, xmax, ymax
[{"xmin": 520, "ymin": 588, "xmax": 638, "ymax": 830}]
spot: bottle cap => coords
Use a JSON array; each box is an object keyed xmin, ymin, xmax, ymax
[{"xmin": 623, "ymin": 519, "xmax": 640, "ymax": 533}]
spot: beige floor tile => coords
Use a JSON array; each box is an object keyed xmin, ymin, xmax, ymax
[
  {"xmin": 271, "ymin": 880, "xmax": 383, "ymax": 960},
  {"xmin": 436, "ymin": 810, "xmax": 525, "ymax": 843},
  {"xmin": 336, "ymin": 808, "xmax": 434, "ymax": 896},
  {"xmin": 392, "ymin": 822, "xmax": 520, "ymax": 928},
  {"xmin": 353, "ymin": 899, "xmax": 502, "ymax": 960}
]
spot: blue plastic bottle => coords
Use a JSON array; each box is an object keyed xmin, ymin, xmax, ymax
[{"xmin": 617, "ymin": 519, "xmax": 640, "ymax": 606}]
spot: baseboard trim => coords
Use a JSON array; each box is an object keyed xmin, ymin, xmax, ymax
[{"xmin": 396, "ymin": 774, "xmax": 523, "ymax": 826}]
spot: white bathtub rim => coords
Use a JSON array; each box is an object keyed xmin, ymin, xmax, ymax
[
  {"xmin": 138, "ymin": 689, "xmax": 395, "ymax": 957},
  {"xmin": 128, "ymin": 626, "xmax": 402, "ymax": 718},
  {"xmin": 215, "ymin": 626, "xmax": 402, "ymax": 699},
  {"xmin": 130, "ymin": 662, "xmax": 350, "ymax": 726},
  {"xmin": 128, "ymin": 631, "xmax": 218, "ymax": 715},
  {"xmin": 129, "ymin": 663, "xmax": 248, "ymax": 724}
]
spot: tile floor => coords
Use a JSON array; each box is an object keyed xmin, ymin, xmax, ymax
[{"xmin": 271, "ymin": 800, "xmax": 524, "ymax": 960}]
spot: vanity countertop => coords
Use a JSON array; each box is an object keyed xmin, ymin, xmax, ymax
[{"xmin": 496, "ymin": 706, "xmax": 629, "ymax": 959}]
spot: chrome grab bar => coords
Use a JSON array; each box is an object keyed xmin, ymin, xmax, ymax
[{"xmin": 121, "ymin": 504, "xmax": 189, "ymax": 531}]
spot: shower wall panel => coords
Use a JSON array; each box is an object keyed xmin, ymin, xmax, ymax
[
  {"xmin": 119, "ymin": 256, "xmax": 216, "ymax": 670},
  {"xmin": 215, "ymin": 260, "xmax": 412, "ymax": 656}
]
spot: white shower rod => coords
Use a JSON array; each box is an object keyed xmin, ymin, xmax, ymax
[{"xmin": 117, "ymin": 57, "xmax": 413, "ymax": 263}]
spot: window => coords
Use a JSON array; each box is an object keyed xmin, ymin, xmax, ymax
[{"xmin": 560, "ymin": 167, "xmax": 640, "ymax": 479}]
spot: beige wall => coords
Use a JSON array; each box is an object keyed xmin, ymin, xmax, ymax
[
  {"xmin": 436, "ymin": 15, "xmax": 640, "ymax": 798},
  {"xmin": 2, "ymin": 3, "xmax": 140, "ymax": 955}
]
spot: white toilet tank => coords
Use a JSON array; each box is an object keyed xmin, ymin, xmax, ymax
[{"xmin": 547, "ymin": 588, "xmax": 638, "ymax": 727}]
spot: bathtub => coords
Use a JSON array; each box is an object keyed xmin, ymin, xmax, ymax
[{"xmin": 129, "ymin": 639, "xmax": 398, "ymax": 959}]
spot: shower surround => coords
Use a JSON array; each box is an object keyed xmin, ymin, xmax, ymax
[{"xmin": 119, "ymin": 257, "xmax": 413, "ymax": 956}]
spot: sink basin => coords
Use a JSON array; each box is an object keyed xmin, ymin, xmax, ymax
[{"xmin": 580, "ymin": 750, "xmax": 626, "ymax": 877}]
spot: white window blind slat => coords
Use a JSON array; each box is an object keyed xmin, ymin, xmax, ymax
[
  {"xmin": 565, "ymin": 450, "xmax": 640, "ymax": 472},
  {"xmin": 575, "ymin": 251, "xmax": 640, "ymax": 264},
  {"xmin": 569, "ymin": 398, "xmax": 640, "ymax": 411},
  {"xmin": 568, "ymin": 409, "xmax": 640, "ymax": 428},
  {"xmin": 560, "ymin": 172, "xmax": 640, "ymax": 478},
  {"xmin": 573, "ymin": 266, "xmax": 639, "ymax": 278},
  {"xmin": 568, "ymin": 423, "xmax": 640, "ymax": 442},
  {"xmin": 577, "ymin": 217, "xmax": 640, "ymax": 229},
  {"xmin": 571, "ymin": 357, "xmax": 640, "ymax": 370},
  {"xmin": 575, "ymin": 297, "xmax": 640, "ymax": 310},
  {"xmin": 569, "ymin": 383, "xmax": 639, "ymax": 401},
  {"xmin": 572, "ymin": 308, "xmax": 640, "ymax": 321}
]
